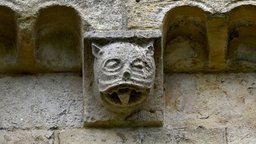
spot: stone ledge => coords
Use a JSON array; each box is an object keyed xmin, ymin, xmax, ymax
[
  {"xmin": 84, "ymin": 30, "xmax": 162, "ymax": 39},
  {"xmin": 58, "ymin": 128, "xmax": 226, "ymax": 144}
]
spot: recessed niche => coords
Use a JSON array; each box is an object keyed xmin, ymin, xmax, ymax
[
  {"xmin": 0, "ymin": 6, "xmax": 17, "ymax": 70},
  {"xmin": 228, "ymin": 6, "xmax": 256, "ymax": 70},
  {"xmin": 36, "ymin": 6, "xmax": 82, "ymax": 72},
  {"xmin": 162, "ymin": 6, "xmax": 208, "ymax": 72}
]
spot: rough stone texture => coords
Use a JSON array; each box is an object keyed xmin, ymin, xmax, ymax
[
  {"xmin": 92, "ymin": 42, "xmax": 156, "ymax": 114},
  {"xmin": 0, "ymin": 0, "xmax": 255, "ymax": 143},
  {"xmin": 227, "ymin": 128, "xmax": 256, "ymax": 144},
  {"xmin": 58, "ymin": 128, "xmax": 226, "ymax": 144},
  {"xmin": 0, "ymin": 130, "xmax": 54, "ymax": 144},
  {"xmin": 84, "ymin": 31, "xmax": 163, "ymax": 127},
  {"xmin": 0, "ymin": 0, "xmax": 126, "ymax": 30},
  {"xmin": 165, "ymin": 73, "xmax": 256, "ymax": 129},
  {"xmin": 127, "ymin": 0, "xmax": 256, "ymax": 29},
  {"xmin": 0, "ymin": 73, "xmax": 83, "ymax": 129},
  {"xmin": 84, "ymin": 30, "xmax": 162, "ymax": 39}
]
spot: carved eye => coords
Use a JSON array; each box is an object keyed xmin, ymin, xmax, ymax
[
  {"xmin": 104, "ymin": 59, "xmax": 122, "ymax": 71},
  {"xmin": 131, "ymin": 58, "xmax": 146, "ymax": 71},
  {"xmin": 131, "ymin": 58, "xmax": 152, "ymax": 72},
  {"xmin": 132, "ymin": 60, "xmax": 144, "ymax": 70}
]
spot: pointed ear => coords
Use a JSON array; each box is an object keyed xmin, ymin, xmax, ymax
[
  {"xmin": 145, "ymin": 41, "xmax": 154, "ymax": 56},
  {"xmin": 92, "ymin": 43, "xmax": 104, "ymax": 57}
]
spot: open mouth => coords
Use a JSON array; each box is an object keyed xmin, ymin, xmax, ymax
[{"xmin": 101, "ymin": 84, "xmax": 149, "ymax": 107}]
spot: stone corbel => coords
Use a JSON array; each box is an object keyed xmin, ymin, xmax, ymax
[{"xmin": 83, "ymin": 30, "xmax": 163, "ymax": 127}]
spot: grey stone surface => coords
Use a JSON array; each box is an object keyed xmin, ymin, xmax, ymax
[
  {"xmin": 174, "ymin": 128, "xmax": 226, "ymax": 144},
  {"xmin": 58, "ymin": 128, "xmax": 226, "ymax": 144},
  {"xmin": 0, "ymin": 130, "xmax": 54, "ymax": 144},
  {"xmin": 0, "ymin": 73, "xmax": 83, "ymax": 129},
  {"xmin": 84, "ymin": 30, "xmax": 162, "ymax": 39},
  {"xmin": 227, "ymin": 128, "xmax": 256, "ymax": 144},
  {"xmin": 165, "ymin": 73, "xmax": 256, "ymax": 129}
]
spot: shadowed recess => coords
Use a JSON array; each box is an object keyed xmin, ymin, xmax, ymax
[
  {"xmin": 228, "ymin": 5, "xmax": 256, "ymax": 69},
  {"xmin": 162, "ymin": 6, "xmax": 208, "ymax": 73},
  {"xmin": 36, "ymin": 5, "xmax": 82, "ymax": 72},
  {"xmin": 0, "ymin": 6, "xmax": 17, "ymax": 71}
]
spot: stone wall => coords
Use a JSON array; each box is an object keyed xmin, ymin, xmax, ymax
[{"xmin": 1, "ymin": 0, "xmax": 256, "ymax": 144}]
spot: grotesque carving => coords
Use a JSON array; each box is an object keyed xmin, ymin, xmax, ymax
[{"xmin": 92, "ymin": 42, "xmax": 155, "ymax": 114}]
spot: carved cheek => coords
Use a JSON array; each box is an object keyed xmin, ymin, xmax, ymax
[
  {"xmin": 145, "ymin": 58, "xmax": 155, "ymax": 75},
  {"xmin": 131, "ymin": 58, "xmax": 155, "ymax": 78}
]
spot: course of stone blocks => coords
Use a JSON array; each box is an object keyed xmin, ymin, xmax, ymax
[{"xmin": 0, "ymin": 0, "xmax": 256, "ymax": 144}]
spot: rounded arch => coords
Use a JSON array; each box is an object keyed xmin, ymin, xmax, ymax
[
  {"xmin": 162, "ymin": 6, "xmax": 209, "ymax": 72},
  {"xmin": 162, "ymin": 6, "xmax": 208, "ymax": 33},
  {"xmin": 35, "ymin": 5, "xmax": 82, "ymax": 72},
  {"xmin": 224, "ymin": 2, "xmax": 256, "ymax": 13},
  {"xmin": 228, "ymin": 5, "xmax": 256, "ymax": 25},
  {"xmin": 227, "ymin": 5, "xmax": 256, "ymax": 68}
]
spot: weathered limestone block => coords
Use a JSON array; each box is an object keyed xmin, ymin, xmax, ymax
[
  {"xmin": 0, "ymin": 130, "xmax": 54, "ymax": 144},
  {"xmin": 0, "ymin": 74, "xmax": 83, "ymax": 129},
  {"xmin": 58, "ymin": 128, "xmax": 226, "ymax": 144},
  {"xmin": 227, "ymin": 128, "xmax": 256, "ymax": 144},
  {"xmin": 207, "ymin": 15, "xmax": 228, "ymax": 70},
  {"xmin": 83, "ymin": 30, "xmax": 163, "ymax": 127},
  {"xmin": 165, "ymin": 73, "xmax": 256, "ymax": 129}
]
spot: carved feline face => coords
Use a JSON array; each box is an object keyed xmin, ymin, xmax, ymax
[{"xmin": 92, "ymin": 42, "xmax": 155, "ymax": 114}]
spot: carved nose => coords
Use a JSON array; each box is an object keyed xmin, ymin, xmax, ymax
[{"xmin": 123, "ymin": 71, "xmax": 131, "ymax": 80}]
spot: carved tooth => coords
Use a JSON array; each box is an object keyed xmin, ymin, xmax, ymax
[{"xmin": 118, "ymin": 92, "xmax": 130, "ymax": 105}]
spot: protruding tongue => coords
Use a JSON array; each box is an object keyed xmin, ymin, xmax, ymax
[{"xmin": 118, "ymin": 92, "xmax": 130, "ymax": 105}]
